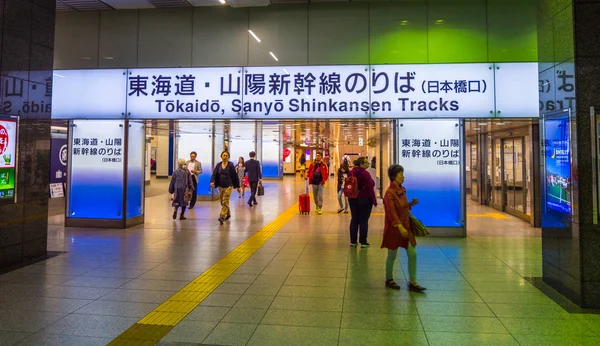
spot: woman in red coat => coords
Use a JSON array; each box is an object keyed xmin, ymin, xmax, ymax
[{"xmin": 381, "ymin": 164, "xmax": 426, "ymax": 293}]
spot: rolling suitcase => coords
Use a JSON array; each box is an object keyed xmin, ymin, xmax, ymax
[{"xmin": 299, "ymin": 181, "xmax": 311, "ymax": 215}]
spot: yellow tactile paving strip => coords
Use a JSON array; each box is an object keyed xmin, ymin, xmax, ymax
[{"xmin": 108, "ymin": 203, "xmax": 299, "ymax": 346}]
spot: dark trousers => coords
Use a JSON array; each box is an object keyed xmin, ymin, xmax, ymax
[
  {"xmin": 174, "ymin": 206, "xmax": 187, "ymax": 215},
  {"xmin": 349, "ymin": 198, "xmax": 373, "ymax": 244},
  {"xmin": 189, "ymin": 176, "xmax": 198, "ymax": 208},
  {"xmin": 249, "ymin": 181, "xmax": 259, "ymax": 204}
]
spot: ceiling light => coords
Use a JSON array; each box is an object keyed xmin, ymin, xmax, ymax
[
  {"xmin": 219, "ymin": 0, "xmax": 226, "ymax": 3},
  {"xmin": 435, "ymin": 20, "xmax": 445, "ymax": 25},
  {"xmin": 102, "ymin": 56, "xmax": 114, "ymax": 60},
  {"xmin": 400, "ymin": 20, "xmax": 409, "ymax": 26},
  {"xmin": 248, "ymin": 30, "xmax": 261, "ymax": 43},
  {"xmin": 52, "ymin": 73, "xmax": 65, "ymax": 78},
  {"xmin": 478, "ymin": 123, "xmax": 488, "ymax": 126},
  {"xmin": 269, "ymin": 52, "xmax": 279, "ymax": 61}
]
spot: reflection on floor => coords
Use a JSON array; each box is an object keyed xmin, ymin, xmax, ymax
[{"xmin": 1, "ymin": 177, "xmax": 598, "ymax": 345}]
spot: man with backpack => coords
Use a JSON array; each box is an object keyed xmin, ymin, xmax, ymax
[{"xmin": 306, "ymin": 152, "xmax": 329, "ymax": 215}]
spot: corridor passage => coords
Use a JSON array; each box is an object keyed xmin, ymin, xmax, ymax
[{"xmin": 0, "ymin": 177, "xmax": 598, "ymax": 346}]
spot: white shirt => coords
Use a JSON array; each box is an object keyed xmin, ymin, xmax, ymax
[{"xmin": 187, "ymin": 162, "xmax": 195, "ymax": 173}]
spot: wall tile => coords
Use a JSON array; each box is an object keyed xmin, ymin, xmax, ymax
[
  {"xmin": 138, "ymin": 9, "xmax": 192, "ymax": 68},
  {"xmin": 31, "ymin": 2, "xmax": 55, "ymax": 48},
  {"xmin": 369, "ymin": 2, "xmax": 428, "ymax": 64},
  {"xmin": 3, "ymin": 0, "xmax": 31, "ymax": 41},
  {"xmin": 427, "ymin": 0, "xmax": 488, "ymax": 63},
  {"xmin": 308, "ymin": 3, "xmax": 369, "ymax": 65},
  {"xmin": 553, "ymin": 5, "xmax": 574, "ymax": 64},
  {"xmin": 574, "ymin": 2, "xmax": 600, "ymax": 58},
  {"xmin": 53, "ymin": 12, "xmax": 100, "ymax": 69},
  {"xmin": 249, "ymin": 4, "xmax": 308, "ymax": 66},
  {"xmin": 99, "ymin": 10, "xmax": 139, "ymax": 68},
  {"xmin": 193, "ymin": 7, "xmax": 248, "ymax": 67}
]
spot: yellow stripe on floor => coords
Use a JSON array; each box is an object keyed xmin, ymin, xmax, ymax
[
  {"xmin": 108, "ymin": 203, "xmax": 299, "ymax": 346},
  {"xmin": 467, "ymin": 212, "xmax": 510, "ymax": 219}
]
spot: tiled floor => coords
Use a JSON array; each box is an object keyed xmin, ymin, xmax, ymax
[{"xmin": 1, "ymin": 176, "xmax": 599, "ymax": 345}]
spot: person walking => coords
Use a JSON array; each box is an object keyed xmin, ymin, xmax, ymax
[
  {"xmin": 186, "ymin": 151, "xmax": 202, "ymax": 209},
  {"xmin": 348, "ymin": 156, "xmax": 377, "ymax": 248},
  {"xmin": 381, "ymin": 164, "xmax": 426, "ymax": 293},
  {"xmin": 299, "ymin": 153, "xmax": 307, "ymax": 178},
  {"xmin": 169, "ymin": 158, "xmax": 193, "ymax": 220},
  {"xmin": 235, "ymin": 157, "xmax": 247, "ymax": 199},
  {"xmin": 244, "ymin": 151, "xmax": 262, "ymax": 207},
  {"xmin": 337, "ymin": 159, "xmax": 350, "ymax": 214},
  {"xmin": 306, "ymin": 152, "xmax": 329, "ymax": 215},
  {"xmin": 210, "ymin": 151, "xmax": 240, "ymax": 225}
]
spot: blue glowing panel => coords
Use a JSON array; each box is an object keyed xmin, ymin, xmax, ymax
[{"xmin": 127, "ymin": 121, "xmax": 145, "ymax": 218}]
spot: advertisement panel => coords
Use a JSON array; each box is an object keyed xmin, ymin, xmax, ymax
[
  {"xmin": 397, "ymin": 120, "xmax": 462, "ymax": 227},
  {"xmin": 0, "ymin": 118, "xmax": 17, "ymax": 203},
  {"xmin": 50, "ymin": 137, "xmax": 68, "ymax": 198},
  {"xmin": 542, "ymin": 112, "xmax": 572, "ymax": 227},
  {"xmin": 242, "ymin": 65, "xmax": 370, "ymax": 119},
  {"xmin": 67, "ymin": 120, "xmax": 124, "ymax": 219},
  {"xmin": 126, "ymin": 67, "xmax": 242, "ymax": 119}
]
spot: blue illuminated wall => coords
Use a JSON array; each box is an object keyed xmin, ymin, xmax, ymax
[
  {"xmin": 262, "ymin": 123, "xmax": 282, "ymax": 179},
  {"xmin": 177, "ymin": 122, "xmax": 214, "ymax": 197},
  {"xmin": 126, "ymin": 121, "xmax": 145, "ymax": 218}
]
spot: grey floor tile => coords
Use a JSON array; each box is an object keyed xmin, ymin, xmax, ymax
[
  {"xmin": 277, "ymin": 285, "xmax": 345, "ymax": 299},
  {"xmin": 0, "ymin": 296, "xmax": 93, "ymax": 313},
  {"xmin": 426, "ymin": 332, "xmax": 519, "ymax": 346},
  {"xmin": 488, "ymin": 303, "xmax": 571, "ymax": 318},
  {"xmin": 270, "ymin": 296, "xmax": 343, "ymax": 312},
  {"xmin": 222, "ymin": 308, "xmax": 267, "ymax": 324},
  {"xmin": 339, "ymin": 328, "xmax": 428, "ymax": 346},
  {"xmin": 415, "ymin": 302, "xmax": 495, "ymax": 317},
  {"xmin": 500, "ymin": 317, "xmax": 598, "ymax": 337},
  {"xmin": 60, "ymin": 276, "xmax": 131, "ymax": 289},
  {"xmin": 184, "ymin": 306, "xmax": 230, "ymax": 322},
  {"xmin": 420, "ymin": 315, "xmax": 509, "ymax": 334},
  {"xmin": 41, "ymin": 286, "xmax": 113, "ymax": 300},
  {"xmin": 82, "ymin": 268, "xmax": 147, "ymax": 279},
  {"xmin": 514, "ymin": 334, "xmax": 600, "ymax": 346},
  {"xmin": 74, "ymin": 300, "xmax": 158, "ymax": 318},
  {"xmin": 137, "ymin": 270, "xmax": 201, "ymax": 282},
  {"xmin": 200, "ymin": 293, "xmax": 241, "ymax": 308},
  {"xmin": 161, "ymin": 320, "xmax": 218, "ymax": 344},
  {"xmin": 0, "ymin": 310, "xmax": 66, "ymax": 333},
  {"xmin": 478, "ymin": 291, "xmax": 556, "ymax": 305},
  {"xmin": 212, "ymin": 283, "xmax": 251, "ymax": 295},
  {"xmin": 341, "ymin": 313, "xmax": 423, "ymax": 331},
  {"xmin": 243, "ymin": 283, "xmax": 281, "ymax": 296},
  {"xmin": 0, "ymin": 331, "xmax": 30, "ymax": 346},
  {"xmin": 410, "ymin": 290, "xmax": 484, "ymax": 303},
  {"xmin": 284, "ymin": 276, "xmax": 346, "ymax": 288},
  {"xmin": 203, "ymin": 323, "xmax": 257, "ymax": 346},
  {"xmin": 261, "ymin": 309, "xmax": 341, "ymax": 328},
  {"xmin": 98, "ymin": 288, "xmax": 174, "ymax": 303},
  {"xmin": 40, "ymin": 313, "xmax": 138, "ymax": 338},
  {"xmin": 233, "ymin": 295, "xmax": 275, "ymax": 309},
  {"xmin": 15, "ymin": 333, "xmax": 112, "ymax": 346},
  {"xmin": 248, "ymin": 325, "xmax": 339, "ymax": 346},
  {"xmin": 343, "ymin": 299, "xmax": 417, "ymax": 315},
  {"xmin": 120, "ymin": 279, "xmax": 188, "ymax": 292}
]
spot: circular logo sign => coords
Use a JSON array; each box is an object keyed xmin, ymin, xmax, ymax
[
  {"xmin": 59, "ymin": 144, "xmax": 68, "ymax": 166},
  {"xmin": 0, "ymin": 125, "xmax": 9, "ymax": 155}
]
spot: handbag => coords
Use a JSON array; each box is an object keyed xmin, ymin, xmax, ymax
[
  {"xmin": 257, "ymin": 183, "xmax": 265, "ymax": 196},
  {"xmin": 409, "ymin": 213, "xmax": 429, "ymax": 237},
  {"xmin": 183, "ymin": 171, "xmax": 194, "ymax": 204}
]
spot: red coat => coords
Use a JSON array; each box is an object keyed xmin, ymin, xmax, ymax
[
  {"xmin": 381, "ymin": 183, "xmax": 416, "ymax": 250},
  {"xmin": 307, "ymin": 162, "xmax": 329, "ymax": 185}
]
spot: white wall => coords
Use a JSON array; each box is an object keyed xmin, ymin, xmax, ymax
[{"xmin": 156, "ymin": 134, "xmax": 170, "ymax": 178}]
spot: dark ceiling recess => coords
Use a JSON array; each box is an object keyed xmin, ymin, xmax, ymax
[
  {"xmin": 147, "ymin": 0, "xmax": 193, "ymax": 7},
  {"xmin": 59, "ymin": 0, "xmax": 114, "ymax": 11}
]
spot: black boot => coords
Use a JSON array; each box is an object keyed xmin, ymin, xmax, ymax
[
  {"xmin": 172, "ymin": 209, "xmax": 177, "ymax": 220},
  {"xmin": 180, "ymin": 214, "xmax": 186, "ymax": 220}
]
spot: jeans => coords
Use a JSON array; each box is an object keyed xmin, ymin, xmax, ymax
[
  {"xmin": 249, "ymin": 181, "xmax": 259, "ymax": 204},
  {"xmin": 348, "ymin": 198, "xmax": 373, "ymax": 244},
  {"xmin": 189, "ymin": 176, "xmax": 198, "ymax": 208},
  {"xmin": 312, "ymin": 184, "xmax": 324, "ymax": 208},
  {"xmin": 386, "ymin": 245, "xmax": 417, "ymax": 282},
  {"xmin": 337, "ymin": 188, "xmax": 349, "ymax": 211},
  {"xmin": 218, "ymin": 186, "xmax": 233, "ymax": 219}
]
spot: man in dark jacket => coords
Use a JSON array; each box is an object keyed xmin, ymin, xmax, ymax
[{"xmin": 244, "ymin": 151, "xmax": 262, "ymax": 207}]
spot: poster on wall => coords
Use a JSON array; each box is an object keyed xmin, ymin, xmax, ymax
[
  {"xmin": 0, "ymin": 118, "xmax": 17, "ymax": 203},
  {"xmin": 67, "ymin": 120, "xmax": 124, "ymax": 219},
  {"xmin": 397, "ymin": 119, "xmax": 462, "ymax": 228},
  {"xmin": 542, "ymin": 112, "xmax": 572, "ymax": 227},
  {"xmin": 50, "ymin": 137, "xmax": 68, "ymax": 198}
]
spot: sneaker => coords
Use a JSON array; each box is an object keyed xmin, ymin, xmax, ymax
[
  {"xmin": 344, "ymin": 210, "xmax": 349, "ymax": 214},
  {"xmin": 317, "ymin": 208, "xmax": 323, "ymax": 215},
  {"xmin": 408, "ymin": 283, "xmax": 427, "ymax": 293},
  {"xmin": 337, "ymin": 208, "xmax": 344, "ymax": 213},
  {"xmin": 225, "ymin": 214, "xmax": 231, "ymax": 221},
  {"xmin": 350, "ymin": 243, "xmax": 358, "ymax": 248},
  {"xmin": 360, "ymin": 243, "xmax": 370, "ymax": 248},
  {"xmin": 218, "ymin": 218, "xmax": 224, "ymax": 225},
  {"xmin": 386, "ymin": 279, "xmax": 401, "ymax": 290}
]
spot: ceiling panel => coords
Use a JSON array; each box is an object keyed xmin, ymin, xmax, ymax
[
  {"xmin": 146, "ymin": 0, "xmax": 192, "ymax": 7},
  {"xmin": 60, "ymin": 0, "xmax": 114, "ymax": 10},
  {"xmin": 102, "ymin": 0, "xmax": 155, "ymax": 9}
]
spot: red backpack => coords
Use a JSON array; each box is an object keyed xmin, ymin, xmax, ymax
[{"xmin": 343, "ymin": 173, "xmax": 360, "ymax": 198}]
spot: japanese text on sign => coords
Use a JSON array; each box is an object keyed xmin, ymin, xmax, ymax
[{"xmin": 72, "ymin": 137, "xmax": 123, "ymax": 163}]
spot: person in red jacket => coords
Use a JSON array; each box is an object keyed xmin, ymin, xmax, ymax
[
  {"xmin": 306, "ymin": 152, "xmax": 329, "ymax": 215},
  {"xmin": 348, "ymin": 156, "xmax": 378, "ymax": 247}
]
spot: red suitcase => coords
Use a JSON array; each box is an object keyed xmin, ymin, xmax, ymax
[
  {"xmin": 299, "ymin": 194, "xmax": 311, "ymax": 215},
  {"xmin": 299, "ymin": 181, "xmax": 311, "ymax": 215}
]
